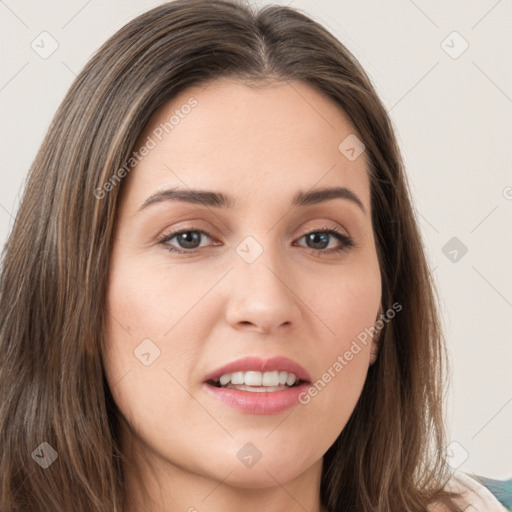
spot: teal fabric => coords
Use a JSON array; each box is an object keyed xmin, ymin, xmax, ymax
[{"xmin": 474, "ymin": 475, "xmax": 512, "ymax": 510}]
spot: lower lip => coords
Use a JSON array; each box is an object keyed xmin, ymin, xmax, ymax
[{"xmin": 203, "ymin": 382, "xmax": 310, "ymax": 414}]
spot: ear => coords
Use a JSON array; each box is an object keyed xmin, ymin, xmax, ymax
[
  {"xmin": 369, "ymin": 308, "xmax": 383, "ymax": 365},
  {"xmin": 369, "ymin": 333, "xmax": 380, "ymax": 365}
]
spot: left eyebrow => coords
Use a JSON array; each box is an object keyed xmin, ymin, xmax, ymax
[
  {"xmin": 138, "ymin": 186, "xmax": 366, "ymax": 214},
  {"xmin": 291, "ymin": 186, "xmax": 366, "ymax": 214}
]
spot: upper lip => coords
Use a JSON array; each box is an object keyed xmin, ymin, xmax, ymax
[{"xmin": 203, "ymin": 356, "xmax": 312, "ymax": 384}]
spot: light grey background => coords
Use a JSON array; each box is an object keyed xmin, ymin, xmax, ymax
[{"xmin": 1, "ymin": 0, "xmax": 511, "ymax": 479}]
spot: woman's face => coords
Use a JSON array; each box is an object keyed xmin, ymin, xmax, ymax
[{"xmin": 104, "ymin": 78, "xmax": 381, "ymax": 492}]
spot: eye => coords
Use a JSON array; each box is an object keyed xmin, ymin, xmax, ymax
[
  {"xmin": 295, "ymin": 229, "xmax": 353, "ymax": 253},
  {"xmin": 158, "ymin": 229, "xmax": 215, "ymax": 253},
  {"xmin": 157, "ymin": 227, "xmax": 354, "ymax": 254}
]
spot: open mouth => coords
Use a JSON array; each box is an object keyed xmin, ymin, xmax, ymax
[
  {"xmin": 207, "ymin": 370, "xmax": 305, "ymax": 392},
  {"xmin": 202, "ymin": 355, "xmax": 312, "ymax": 413}
]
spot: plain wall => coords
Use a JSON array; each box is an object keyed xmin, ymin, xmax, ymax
[{"xmin": 0, "ymin": 0, "xmax": 511, "ymax": 479}]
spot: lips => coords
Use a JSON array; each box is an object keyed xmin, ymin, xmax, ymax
[
  {"xmin": 203, "ymin": 356, "xmax": 312, "ymax": 385},
  {"xmin": 202, "ymin": 356, "xmax": 312, "ymax": 414}
]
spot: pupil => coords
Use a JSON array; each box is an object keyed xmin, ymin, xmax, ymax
[
  {"xmin": 307, "ymin": 232, "xmax": 328, "ymax": 249},
  {"xmin": 179, "ymin": 232, "xmax": 200, "ymax": 249}
]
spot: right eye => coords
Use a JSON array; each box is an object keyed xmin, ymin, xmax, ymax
[{"xmin": 157, "ymin": 229, "xmax": 217, "ymax": 253}]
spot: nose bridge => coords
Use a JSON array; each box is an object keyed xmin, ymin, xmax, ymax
[{"xmin": 224, "ymin": 233, "xmax": 301, "ymax": 332}]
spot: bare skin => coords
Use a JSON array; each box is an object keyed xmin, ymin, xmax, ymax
[{"xmin": 103, "ymin": 78, "xmax": 381, "ymax": 512}]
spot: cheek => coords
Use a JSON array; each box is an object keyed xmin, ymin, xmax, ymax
[
  {"xmin": 301, "ymin": 256, "xmax": 381, "ymax": 412},
  {"xmin": 103, "ymin": 253, "xmax": 217, "ymax": 365},
  {"xmin": 102, "ymin": 266, "xmax": 209, "ymax": 449},
  {"xmin": 105, "ymin": 255, "xmax": 206, "ymax": 336},
  {"xmin": 102, "ymin": 258, "xmax": 179, "ymax": 402},
  {"xmin": 309, "ymin": 253, "xmax": 381, "ymax": 347}
]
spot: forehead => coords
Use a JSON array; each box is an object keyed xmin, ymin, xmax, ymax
[{"xmin": 123, "ymin": 78, "xmax": 370, "ymax": 209}]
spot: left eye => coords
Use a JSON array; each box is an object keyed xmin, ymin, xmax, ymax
[{"xmin": 296, "ymin": 229, "xmax": 353, "ymax": 252}]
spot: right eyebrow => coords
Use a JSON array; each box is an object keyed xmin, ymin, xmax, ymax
[{"xmin": 139, "ymin": 188, "xmax": 235, "ymax": 210}]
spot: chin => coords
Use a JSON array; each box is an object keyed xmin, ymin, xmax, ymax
[
  {"xmin": 222, "ymin": 463, "xmax": 310, "ymax": 489},
  {"xmin": 195, "ymin": 443, "xmax": 318, "ymax": 489}
]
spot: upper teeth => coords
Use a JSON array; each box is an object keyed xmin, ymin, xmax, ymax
[{"xmin": 218, "ymin": 371, "xmax": 297, "ymax": 387}]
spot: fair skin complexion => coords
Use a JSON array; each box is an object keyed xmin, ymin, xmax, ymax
[{"xmin": 103, "ymin": 78, "xmax": 382, "ymax": 512}]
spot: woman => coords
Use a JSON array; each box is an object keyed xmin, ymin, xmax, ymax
[{"xmin": 0, "ymin": 1, "xmax": 507, "ymax": 511}]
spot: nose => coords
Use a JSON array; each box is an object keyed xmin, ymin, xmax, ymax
[{"xmin": 224, "ymin": 246, "xmax": 303, "ymax": 335}]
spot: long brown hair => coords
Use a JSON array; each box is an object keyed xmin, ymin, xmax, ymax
[{"xmin": 0, "ymin": 1, "xmax": 457, "ymax": 510}]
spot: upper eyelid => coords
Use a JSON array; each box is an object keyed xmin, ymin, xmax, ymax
[
  {"xmin": 158, "ymin": 217, "xmax": 350, "ymax": 238},
  {"xmin": 157, "ymin": 228, "xmax": 214, "ymax": 244},
  {"xmin": 158, "ymin": 225, "xmax": 348, "ymax": 239}
]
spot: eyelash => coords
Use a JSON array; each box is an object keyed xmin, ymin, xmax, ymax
[{"xmin": 156, "ymin": 226, "xmax": 354, "ymax": 255}]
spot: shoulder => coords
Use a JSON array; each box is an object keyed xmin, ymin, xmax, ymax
[{"xmin": 427, "ymin": 471, "xmax": 510, "ymax": 512}]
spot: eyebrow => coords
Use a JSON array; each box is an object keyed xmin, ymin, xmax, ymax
[{"xmin": 139, "ymin": 186, "xmax": 366, "ymax": 213}]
